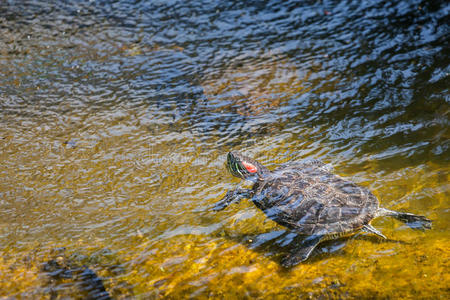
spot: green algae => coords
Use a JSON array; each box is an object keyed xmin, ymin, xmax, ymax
[
  {"xmin": 0, "ymin": 26, "xmax": 448, "ymax": 300},
  {"xmin": 1, "ymin": 120, "xmax": 448, "ymax": 298}
]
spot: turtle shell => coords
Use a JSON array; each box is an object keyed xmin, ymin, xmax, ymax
[{"xmin": 250, "ymin": 162, "xmax": 379, "ymax": 236}]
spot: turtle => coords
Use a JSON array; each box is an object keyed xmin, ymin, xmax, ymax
[{"xmin": 213, "ymin": 151, "xmax": 432, "ymax": 267}]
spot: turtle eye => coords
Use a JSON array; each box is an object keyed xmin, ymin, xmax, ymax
[{"xmin": 242, "ymin": 161, "xmax": 257, "ymax": 173}]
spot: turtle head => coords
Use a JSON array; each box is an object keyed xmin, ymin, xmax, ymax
[{"xmin": 226, "ymin": 151, "xmax": 269, "ymax": 181}]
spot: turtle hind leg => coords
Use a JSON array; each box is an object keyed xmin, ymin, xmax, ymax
[
  {"xmin": 377, "ymin": 208, "xmax": 432, "ymax": 230},
  {"xmin": 281, "ymin": 235, "xmax": 323, "ymax": 268}
]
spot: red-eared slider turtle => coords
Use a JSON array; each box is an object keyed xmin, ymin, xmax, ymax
[{"xmin": 213, "ymin": 151, "xmax": 432, "ymax": 267}]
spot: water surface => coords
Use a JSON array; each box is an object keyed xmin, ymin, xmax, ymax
[{"xmin": 0, "ymin": 0, "xmax": 449, "ymax": 298}]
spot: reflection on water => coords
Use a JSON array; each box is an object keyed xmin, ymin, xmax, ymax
[{"xmin": 0, "ymin": 0, "xmax": 449, "ymax": 298}]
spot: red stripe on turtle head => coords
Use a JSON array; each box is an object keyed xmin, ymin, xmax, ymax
[{"xmin": 242, "ymin": 161, "xmax": 257, "ymax": 173}]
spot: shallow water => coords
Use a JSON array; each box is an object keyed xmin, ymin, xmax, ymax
[{"xmin": 0, "ymin": 0, "xmax": 449, "ymax": 298}]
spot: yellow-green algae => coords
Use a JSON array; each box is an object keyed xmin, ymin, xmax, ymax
[
  {"xmin": 0, "ymin": 121, "xmax": 448, "ymax": 298},
  {"xmin": 1, "ymin": 232, "xmax": 448, "ymax": 298},
  {"xmin": 0, "ymin": 53, "xmax": 449, "ymax": 299}
]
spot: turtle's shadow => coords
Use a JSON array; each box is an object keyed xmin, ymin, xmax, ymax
[{"xmin": 213, "ymin": 228, "xmax": 407, "ymax": 269}]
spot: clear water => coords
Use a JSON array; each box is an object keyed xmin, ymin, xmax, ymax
[{"xmin": 0, "ymin": 0, "xmax": 449, "ymax": 298}]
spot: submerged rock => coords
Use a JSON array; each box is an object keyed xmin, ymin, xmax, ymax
[{"xmin": 41, "ymin": 255, "xmax": 111, "ymax": 300}]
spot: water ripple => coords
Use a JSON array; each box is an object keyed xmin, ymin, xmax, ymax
[{"xmin": 0, "ymin": 0, "xmax": 448, "ymax": 298}]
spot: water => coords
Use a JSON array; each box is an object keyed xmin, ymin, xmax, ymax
[{"xmin": 0, "ymin": 0, "xmax": 449, "ymax": 298}]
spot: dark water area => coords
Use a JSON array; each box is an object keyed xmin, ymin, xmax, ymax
[{"xmin": 0, "ymin": 0, "xmax": 449, "ymax": 298}]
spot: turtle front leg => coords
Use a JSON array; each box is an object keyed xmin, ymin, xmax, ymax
[
  {"xmin": 212, "ymin": 188, "xmax": 252, "ymax": 211},
  {"xmin": 281, "ymin": 235, "xmax": 324, "ymax": 268}
]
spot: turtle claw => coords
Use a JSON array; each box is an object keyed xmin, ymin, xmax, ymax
[
  {"xmin": 212, "ymin": 191, "xmax": 234, "ymax": 211},
  {"xmin": 212, "ymin": 189, "xmax": 252, "ymax": 211},
  {"xmin": 281, "ymin": 252, "xmax": 309, "ymax": 268},
  {"xmin": 212, "ymin": 202, "xmax": 227, "ymax": 211},
  {"xmin": 212, "ymin": 190, "xmax": 241, "ymax": 211},
  {"xmin": 280, "ymin": 235, "xmax": 323, "ymax": 268}
]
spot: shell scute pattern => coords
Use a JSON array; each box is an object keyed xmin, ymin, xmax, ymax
[{"xmin": 252, "ymin": 162, "xmax": 378, "ymax": 236}]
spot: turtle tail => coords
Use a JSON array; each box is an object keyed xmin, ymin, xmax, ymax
[{"xmin": 377, "ymin": 208, "xmax": 432, "ymax": 230}]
